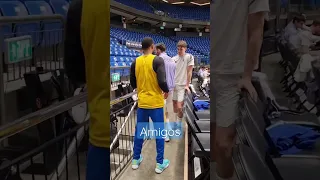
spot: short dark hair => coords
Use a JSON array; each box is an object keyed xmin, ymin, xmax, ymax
[
  {"xmin": 155, "ymin": 43, "xmax": 166, "ymax": 52},
  {"xmin": 141, "ymin": 37, "xmax": 154, "ymax": 50},
  {"xmin": 293, "ymin": 14, "xmax": 306, "ymax": 23},
  {"xmin": 312, "ymin": 20, "xmax": 320, "ymax": 26}
]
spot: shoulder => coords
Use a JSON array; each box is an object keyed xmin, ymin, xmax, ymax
[
  {"xmin": 300, "ymin": 30, "xmax": 312, "ymax": 39},
  {"xmin": 154, "ymin": 56, "xmax": 164, "ymax": 64}
]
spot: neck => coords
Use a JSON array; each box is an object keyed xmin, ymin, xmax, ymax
[
  {"xmin": 178, "ymin": 53, "xmax": 185, "ymax": 56},
  {"xmin": 143, "ymin": 51, "xmax": 153, "ymax": 55}
]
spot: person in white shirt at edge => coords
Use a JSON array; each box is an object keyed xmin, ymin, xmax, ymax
[
  {"xmin": 198, "ymin": 66, "xmax": 205, "ymax": 78},
  {"xmin": 155, "ymin": 43, "xmax": 176, "ymax": 142},
  {"xmin": 284, "ymin": 14, "xmax": 307, "ymax": 42},
  {"xmin": 210, "ymin": 0, "xmax": 269, "ymax": 180},
  {"xmin": 201, "ymin": 67, "xmax": 210, "ymax": 88},
  {"xmin": 172, "ymin": 40, "xmax": 194, "ymax": 131},
  {"xmin": 298, "ymin": 20, "xmax": 320, "ymax": 56}
]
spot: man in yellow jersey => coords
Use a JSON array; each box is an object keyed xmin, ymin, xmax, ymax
[
  {"xmin": 130, "ymin": 37, "xmax": 170, "ymax": 174},
  {"xmin": 64, "ymin": 0, "xmax": 110, "ymax": 179}
]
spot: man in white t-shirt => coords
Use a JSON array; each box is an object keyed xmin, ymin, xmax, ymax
[
  {"xmin": 210, "ymin": 0, "xmax": 269, "ymax": 179},
  {"xmin": 172, "ymin": 40, "xmax": 194, "ymax": 129},
  {"xmin": 299, "ymin": 20, "xmax": 320, "ymax": 55}
]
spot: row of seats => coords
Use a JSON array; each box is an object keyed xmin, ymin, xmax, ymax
[
  {"xmin": 186, "ymin": 74, "xmax": 320, "ymax": 179},
  {"xmin": 110, "ymin": 27, "xmax": 210, "ymax": 62},
  {"xmin": 0, "ymin": 0, "xmax": 69, "ymax": 46},
  {"xmin": 277, "ymin": 37, "xmax": 320, "ymax": 115},
  {"xmin": 110, "ymin": 38, "xmax": 141, "ymax": 57},
  {"xmin": 114, "ymin": 0, "xmax": 209, "ymax": 21}
]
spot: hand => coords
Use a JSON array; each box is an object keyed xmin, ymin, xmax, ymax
[
  {"xmin": 163, "ymin": 92, "xmax": 168, "ymax": 99},
  {"xmin": 237, "ymin": 78, "xmax": 258, "ymax": 102},
  {"xmin": 185, "ymin": 85, "xmax": 191, "ymax": 94}
]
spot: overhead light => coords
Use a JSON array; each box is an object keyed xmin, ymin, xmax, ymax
[
  {"xmin": 171, "ymin": 2, "xmax": 185, "ymax": 4},
  {"xmin": 162, "ymin": 0, "xmax": 168, "ymax": 3},
  {"xmin": 190, "ymin": 2, "xmax": 210, "ymax": 6}
]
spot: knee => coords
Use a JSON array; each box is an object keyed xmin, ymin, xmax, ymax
[{"xmin": 215, "ymin": 138, "xmax": 234, "ymax": 156}]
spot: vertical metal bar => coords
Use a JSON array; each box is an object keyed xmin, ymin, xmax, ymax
[
  {"xmin": 0, "ymin": 31, "xmax": 5, "ymax": 126},
  {"xmin": 276, "ymin": 0, "xmax": 281, "ymax": 31}
]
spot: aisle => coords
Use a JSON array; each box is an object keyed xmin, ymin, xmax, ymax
[{"xmin": 118, "ymin": 135, "xmax": 185, "ymax": 180}]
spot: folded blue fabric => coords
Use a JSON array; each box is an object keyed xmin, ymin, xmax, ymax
[
  {"xmin": 268, "ymin": 124, "xmax": 320, "ymax": 155},
  {"xmin": 193, "ymin": 100, "xmax": 210, "ymax": 111}
]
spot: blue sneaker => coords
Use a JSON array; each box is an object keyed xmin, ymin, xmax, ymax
[
  {"xmin": 132, "ymin": 155, "xmax": 143, "ymax": 170},
  {"xmin": 155, "ymin": 159, "xmax": 170, "ymax": 174}
]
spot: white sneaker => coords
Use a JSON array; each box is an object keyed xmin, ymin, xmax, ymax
[{"xmin": 165, "ymin": 136, "xmax": 170, "ymax": 142}]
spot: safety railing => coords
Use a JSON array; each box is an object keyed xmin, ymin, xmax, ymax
[
  {"xmin": 0, "ymin": 89, "xmax": 137, "ymax": 180},
  {"xmin": 110, "ymin": 91, "xmax": 137, "ymax": 180}
]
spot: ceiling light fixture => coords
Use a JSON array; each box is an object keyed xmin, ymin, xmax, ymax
[
  {"xmin": 171, "ymin": 2, "xmax": 185, "ymax": 4},
  {"xmin": 162, "ymin": 0, "xmax": 168, "ymax": 3},
  {"xmin": 190, "ymin": 2, "xmax": 210, "ymax": 6}
]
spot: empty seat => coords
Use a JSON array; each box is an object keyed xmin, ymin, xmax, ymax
[
  {"xmin": 0, "ymin": 1, "xmax": 41, "ymax": 46},
  {"xmin": 49, "ymin": 0, "xmax": 69, "ymax": 16},
  {"xmin": 24, "ymin": 1, "xmax": 63, "ymax": 45}
]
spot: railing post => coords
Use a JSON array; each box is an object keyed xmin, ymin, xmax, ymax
[{"xmin": 0, "ymin": 30, "xmax": 5, "ymax": 126}]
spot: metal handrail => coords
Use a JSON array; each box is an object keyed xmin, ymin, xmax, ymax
[
  {"xmin": 110, "ymin": 101, "xmax": 137, "ymax": 150},
  {"xmin": 0, "ymin": 91, "xmax": 137, "ymax": 142}
]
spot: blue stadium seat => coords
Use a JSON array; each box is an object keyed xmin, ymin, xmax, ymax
[
  {"xmin": 114, "ymin": 0, "xmax": 209, "ymax": 21},
  {"xmin": 24, "ymin": 1, "xmax": 62, "ymax": 46},
  {"xmin": 0, "ymin": 1, "xmax": 41, "ymax": 46},
  {"xmin": 49, "ymin": 0, "xmax": 69, "ymax": 16}
]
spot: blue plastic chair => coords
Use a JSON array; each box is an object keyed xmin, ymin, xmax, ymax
[
  {"xmin": 0, "ymin": 1, "xmax": 41, "ymax": 46},
  {"xmin": 49, "ymin": 0, "xmax": 69, "ymax": 16},
  {"xmin": 24, "ymin": 1, "xmax": 62, "ymax": 46}
]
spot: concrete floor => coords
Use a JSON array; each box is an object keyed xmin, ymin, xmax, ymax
[{"xmin": 118, "ymin": 136, "xmax": 185, "ymax": 180}]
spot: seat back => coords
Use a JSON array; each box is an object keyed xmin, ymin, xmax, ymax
[
  {"xmin": 185, "ymin": 105, "xmax": 199, "ymax": 132},
  {"xmin": 239, "ymin": 94, "xmax": 284, "ymax": 179},
  {"xmin": 241, "ymin": 92, "xmax": 267, "ymax": 134},
  {"xmin": 49, "ymin": 0, "xmax": 69, "ymax": 16},
  {"xmin": 238, "ymin": 97, "xmax": 268, "ymax": 162},
  {"xmin": 233, "ymin": 145, "xmax": 276, "ymax": 180}
]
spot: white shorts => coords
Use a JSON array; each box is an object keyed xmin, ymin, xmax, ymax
[
  {"xmin": 212, "ymin": 74, "xmax": 241, "ymax": 127},
  {"xmin": 173, "ymin": 85, "xmax": 185, "ymax": 102}
]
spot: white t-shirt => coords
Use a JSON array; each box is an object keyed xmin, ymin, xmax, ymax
[
  {"xmin": 300, "ymin": 30, "xmax": 320, "ymax": 48},
  {"xmin": 210, "ymin": 0, "xmax": 269, "ymax": 74},
  {"xmin": 172, "ymin": 53, "xmax": 194, "ymax": 86}
]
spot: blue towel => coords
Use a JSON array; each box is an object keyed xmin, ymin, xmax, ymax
[
  {"xmin": 193, "ymin": 100, "xmax": 210, "ymax": 111},
  {"xmin": 268, "ymin": 124, "xmax": 320, "ymax": 155}
]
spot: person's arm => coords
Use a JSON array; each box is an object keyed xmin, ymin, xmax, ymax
[
  {"xmin": 244, "ymin": 0, "xmax": 269, "ymax": 80},
  {"xmin": 153, "ymin": 57, "xmax": 169, "ymax": 93},
  {"xmin": 302, "ymin": 24, "xmax": 311, "ymax": 31},
  {"xmin": 130, "ymin": 60, "xmax": 137, "ymax": 89},
  {"xmin": 64, "ymin": 0, "xmax": 85, "ymax": 86},
  {"xmin": 186, "ymin": 55, "xmax": 194, "ymax": 85}
]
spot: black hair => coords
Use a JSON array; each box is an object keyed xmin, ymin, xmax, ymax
[
  {"xmin": 141, "ymin": 37, "xmax": 154, "ymax": 50},
  {"xmin": 292, "ymin": 14, "xmax": 306, "ymax": 23}
]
